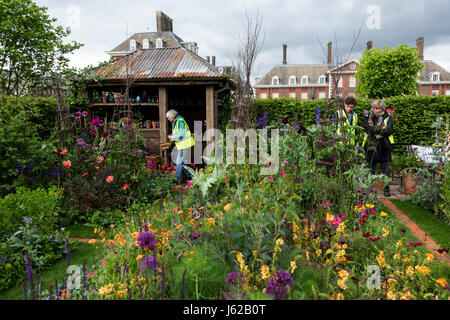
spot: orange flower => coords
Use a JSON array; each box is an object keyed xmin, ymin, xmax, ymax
[
  {"xmin": 436, "ymin": 278, "xmax": 448, "ymax": 289},
  {"xmin": 136, "ymin": 255, "xmax": 144, "ymax": 261},
  {"xmin": 63, "ymin": 160, "xmax": 71, "ymax": 168},
  {"xmin": 99, "ymin": 231, "xmax": 106, "ymax": 236},
  {"xmin": 60, "ymin": 148, "xmax": 68, "ymax": 155},
  {"xmin": 109, "ymin": 240, "xmax": 116, "ymax": 246},
  {"xmin": 122, "ymin": 184, "xmax": 130, "ymax": 191},
  {"xmin": 88, "ymin": 239, "xmax": 96, "ymax": 244}
]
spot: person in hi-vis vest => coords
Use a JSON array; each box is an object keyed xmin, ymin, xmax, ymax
[
  {"xmin": 166, "ymin": 109, "xmax": 195, "ymax": 184},
  {"xmin": 362, "ymin": 100, "xmax": 395, "ymax": 197},
  {"xmin": 334, "ymin": 97, "xmax": 358, "ymax": 146}
]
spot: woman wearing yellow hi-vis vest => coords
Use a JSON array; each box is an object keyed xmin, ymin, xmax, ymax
[
  {"xmin": 362, "ymin": 100, "xmax": 395, "ymax": 197},
  {"xmin": 167, "ymin": 109, "xmax": 195, "ymax": 184},
  {"xmin": 334, "ymin": 97, "xmax": 358, "ymax": 146}
]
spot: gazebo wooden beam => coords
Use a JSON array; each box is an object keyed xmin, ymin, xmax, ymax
[
  {"xmin": 205, "ymin": 86, "xmax": 217, "ymax": 144},
  {"xmin": 159, "ymin": 86, "xmax": 168, "ymax": 161}
]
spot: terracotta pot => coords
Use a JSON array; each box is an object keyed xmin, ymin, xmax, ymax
[
  {"xmin": 146, "ymin": 122, "xmax": 151, "ymax": 129},
  {"xmin": 102, "ymin": 97, "xmax": 107, "ymax": 103},
  {"xmin": 152, "ymin": 122, "xmax": 157, "ymax": 128},
  {"xmin": 403, "ymin": 173, "xmax": 418, "ymax": 194},
  {"xmin": 375, "ymin": 180, "xmax": 384, "ymax": 191}
]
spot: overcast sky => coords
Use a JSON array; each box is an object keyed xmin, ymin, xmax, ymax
[{"xmin": 35, "ymin": 0, "xmax": 450, "ymax": 80}]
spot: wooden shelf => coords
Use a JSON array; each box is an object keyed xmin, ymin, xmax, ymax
[
  {"xmin": 139, "ymin": 128, "xmax": 160, "ymax": 131},
  {"xmin": 91, "ymin": 103, "xmax": 159, "ymax": 107}
]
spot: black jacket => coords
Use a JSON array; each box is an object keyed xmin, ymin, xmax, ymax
[{"xmin": 363, "ymin": 110, "xmax": 394, "ymax": 162}]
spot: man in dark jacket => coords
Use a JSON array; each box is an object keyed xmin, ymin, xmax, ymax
[{"xmin": 362, "ymin": 100, "xmax": 395, "ymax": 197}]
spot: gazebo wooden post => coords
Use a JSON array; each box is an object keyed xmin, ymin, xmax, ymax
[
  {"xmin": 159, "ymin": 86, "xmax": 168, "ymax": 162},
  {"xmin": 205, "ymin": 85, "xmax": 217, "ymax": 144}
]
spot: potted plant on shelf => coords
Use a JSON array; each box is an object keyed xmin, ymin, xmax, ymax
[{"xmin": 152, "ymin": 120, "xmax": 157, "ymax": 128}]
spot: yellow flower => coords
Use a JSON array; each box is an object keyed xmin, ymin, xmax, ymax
[
  {"xmin": 406, "ymin": 265, "xmax": 415, "ymax": 277},
  {"xmin": 326, "ymin": 212, "xmax": 334, "ymax": 223},
  {"xmin": 330, "ymin": 293, "xmax": 344, "ymax": 300},
  {"xmin": 400, "ymin": 291, "xmax": 415, "ymax": 300},
  {"xmin": 136, "ymin": 255, "xmax": 144, "ymax": 261},
  {"xmin": 94, "ymin": 228, "xmax": 98, "ymax": 233},
  {"xmin": 132, "ymin": 232, "xmax": 140, "ymax": 240},
  {"xmin": 224, "ymin": 203, "xmax": 232, "ymax": 212},
  {"xmin": 386, "ymin": 290, "xmax": 396, "ymax": 300},
  {"xmin": 276, "ymin": 238, "xmax": 284, "ymax": 246},
  {"xmin": 337, "ymin": 279, "xmax": 348, "ymax": 290},
  {"xmin": 116, "ymin": 290, "xmax": 126, "ymax": 298},
  {"xmin": 336, "ymin": 221, "xmax": 346, "ymax": 233},
  {"xmin": 393, "ymin": 252, "xmax": 401, "ymax": 260},
  {"xmin": 376, "ymin": 251, "xmax": 388, "ymax": 268},
  {"xmin": 290, "ymin": 260, "xmax": 297, "ymax": 273},
  {"xmin": 261, "ymin": 265, "xmax": 270, "ymax": 280},
  {"xmin": 425, "ymin": 253, "xmax": 434, "ymax": 264},
  {"xmin": 98, "ymin": 283, "xmax": 114, "ymax": 296},
  {"xmin": 380, "ymin": 211, "xmax": 388, "ymax": 217},
  {"xmin": 338, "ymin": 269, "xmax": 350, "ymax": 281},
  {"xmin": 436, "ymin": 278, "xmax": 448, "ymax": 289},
  {"xmin": 305, "ymin": 250, "xmax": 310, "ymax": 261},
  {"xmin": 382, "ymin": 227, "xmax": 389, "ymax": 237},
  {"xmin": 208, "ymin": 217, "xmax": 215, "ymax": 225},
  {"xmin": 252, "ymin": 250, "xmax": 258, "ymax": 256},
  {"xmin": 415, "ymin": 265, "xmax": 430, "ymax": 276},
  {"xmin": 316, "ymin": 249, "xmax": 322, "ymax": 257},
  {"xmin": 88, "ymin": 239, "xmax": 96, "ymax": 244},
  {"xmin": 396, "ymin": 240, "xmax": 402, "ymax": 248}
]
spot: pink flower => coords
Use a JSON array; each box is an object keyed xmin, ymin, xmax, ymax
[
  {"xmin": 284, "ymin": 161, "xmax": 289, "ymax": 165},
  {"xmin": 279, "ymin": 171, "xmax": 286, "ymax": 176},
  {"xmin": 106, "ymin": 176, "xmax": 114, "ymax": 183},
  {"xmin": 186, "ymin": 181, "xmax": 193, "ymax": 187},
  {"xmin": 342, "ymin": 213, "xmax": 348, "ymax": 219},
  {"xmin": 82, "ymin": 172, "xmax": 88, "ymax": 177},
  {"xmin": 60, "ymin": 148, "xmax": 68, "ymax": 155},
  {"xmin": 224, "ymin": 177, "xmax": 228, "ymax": 182},
  {"xmin": 63, "ymin": 160, "xmax": 71, "ymax": 168},
  {"xmin": 295, "ymin": 166, "xmax": 299, "ymax": 170},
  {"xmin": 95, "ymin": 166, "xmax": 100, "ymax": 171},
  {"xmin": 98, "ymin": 156, "xmax": 104, "ymax": 163}
]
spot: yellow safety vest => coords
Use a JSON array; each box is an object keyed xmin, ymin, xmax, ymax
[
  {"xmin": 173, "ymin": 118, "xmax": 195, "ymax": 151},
  {"xmin": 336, "ymin": 110, "xmax": 358, "ymax": 145},
  {"xmin": 362, "ymin": 117, "xmax": 395, "ymax": 147}
]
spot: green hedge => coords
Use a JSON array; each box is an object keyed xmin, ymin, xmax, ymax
[{"xmin": 253, "ymin": 96, "xmax": 450, "ymax": 154}]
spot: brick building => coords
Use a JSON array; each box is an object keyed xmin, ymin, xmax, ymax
[{"xmin": 254, "ymin": 37, "xmax": 450, "ymax": 100}]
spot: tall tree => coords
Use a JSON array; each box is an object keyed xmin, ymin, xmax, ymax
[
  {"xmin": 0, "ymin": 0, "xmax": 82, "ymax": 96},
  {"xmin": 355, "ymin": 44, "xmax": 424, "ymax": 98}
]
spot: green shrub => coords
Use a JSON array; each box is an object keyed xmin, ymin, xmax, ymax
[{"xmin": 0, "ymin": 186, "xmax": 62, "ymax": 236}]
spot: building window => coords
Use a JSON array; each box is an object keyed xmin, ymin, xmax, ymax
[
  {"xmin": 337, "ymin": 77, "xmax": 343, "ymax": 88},
  {"xmin": 301, "ymin": 92, "xmax": 308, "ymax": 100},
  {"xmin": 271, "ymin": 76, "xmax": 280, "ymax": 85},
  {"xmin": 432, "ymin": 90, "xmax": 439, "ymax": 96},
  {"xmin": 130, "ymin": 39, "xmax": 137, "ymax": 51},
  {"xmin": 349, "ymin": 76, "xmax": 357, "ymax": 88},
  {"xmin": 348, "ymin": 92, "xmax": 355, "ymax": 97},
  {"xmin": 336, "ymin": 93, "xmax": 343, "ymax": 98},
  {"xmin": 430, "ymin": 72, "xmax": 440, "ymax": 82},
  {"xmin": 289, "ymin": 76, "xmax": 297, "ymax": 85},
  {"xmin": 289, "ymin": 92, "xmax": 296, "ymax": 98},
  {"xmin": 156, "ymin": 38, "xmax": 163, "ymax": 48},
  {"xmin": 301, "ymin": 76, "xmax": 308, "ymax": 85},
  {"xmin": 260, "ymin": 92, "xmax": 268, "ymax": 99},
  {"xmin": 318, "ymin": 75, "xmax": 326, "ymax": 84},
  {"xmin": 143, "ymin": 39, "xmax": 150, "ymax": 49},
  {"xmin": 272, "ymin": 92, "xmax": 279, "ymax": 98}
]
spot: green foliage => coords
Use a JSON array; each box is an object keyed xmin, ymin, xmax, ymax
[
  {"xmin": 0, "ymin": 218, "xmax": 67, "ymax": 292},
  {"xmin": 0, "ymin": 186, "xmax": 62, "ymax": 236},
  {"xmin": 0, "ymin": 0, "xmax": 82, "ymax": 96},
  {"xmin": 253, "ymin": 96, "xmax": 450, "ymax": 156},
  {"xmin": 355, "ymin": 44, "xmax": 424, "ymax": 98},
  {"xmin": 438, "ymin": 160, "xmax": 450, "ymax": 224},
  {"xmin": 86, "ymin": 209, "xmax": 126, "ymax": 230}
]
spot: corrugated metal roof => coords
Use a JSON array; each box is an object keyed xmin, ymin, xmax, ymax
[{"xmin": 96, "ymin": 47, "xmax": 225, "ymax": 80}]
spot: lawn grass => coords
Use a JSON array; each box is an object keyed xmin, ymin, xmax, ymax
[
  {"xmin": 67, "ymin": 224, "xmax": 115, "ymax": 240},
  {"xmin": 390, "ymin": 199, "xmax": 450, "ymax": 250},
  {"xmin": 0, "ymin": 240, "xmax": 105, "ymax": 300}
]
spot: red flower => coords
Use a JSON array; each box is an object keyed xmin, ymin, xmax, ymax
[
  {"xmin": 63, "ymin": 160, "xmax": 71, "ymax": 168},
  {"xmin": 60, "ymin": 148, "xmax": 68, "ymax": 155},
  {"xmin": 122, "ymin": 184, "xmax": 130, "ymax": 191},
  {"xmin": 437, "ymin": 248, "xmax": 449, "ymax": 254},
  {"xmin": 106, "ymin": 176, "xmax": 114, "ymax": 183},
  {"xmin": 82, "ymin": 172, "xmax": 88, "ymax": 177},
  {"xmin": 161, "ymin": 162, "xmax": 168, "ymax": 174},
  {"xmin": 368, "ymin": 237, "xmax": 381, "ymax": 242},
  {"xmin": 407, "ymin": 241, "xmax": 423, "ymax": 247},
  {"xmin": 362, "ymin": 232, "xmax": 372, "ymax": 238}
]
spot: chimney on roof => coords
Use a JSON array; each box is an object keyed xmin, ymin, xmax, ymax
[
  {"xmin": 206, "ymin": 56, "xmax": 210, "ymax": 64},
  {"xmin": 367, "ymin": 40, "xmax": 373, "ymax": 50},
  {"xmin": 156, "ymin": 11, "xmax": 173, "ymax": 32},
  {"xmin": 212, "ymin": 56, "xmax": 216, "ymax": 66},
  {"xmin": 416, "ymin": 37, "xmax": 424, "ymax": 60},
  {"xmin": 283, "ymin": 44, "xmax": 287, "ymax": 65},
  {"xmin": 327, "ymin": 42, "xmax": 332, "ymax": 64}
]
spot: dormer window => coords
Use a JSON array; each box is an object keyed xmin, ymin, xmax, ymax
[
  {"xmin": 130, "ymin": 39, "xmax": 137, "ymax": 51},
  {"xmin": 271, "ymin": 76, "xmax": 280, "ymax": 85},
  {"xmin": 301, "ymin": 75, "xmax": 308, "ymax": 85},
  {"xmin": 318, "ymin": 75, "xmax": 326, "ymax": 84},
  {"xmin": 430, "ymin": 72, "xmax": 440, "ymax": 82},
  {"xmin": 156, "ymin": 38, "xmax": 163, "ymax": 48},
  {"xmin": 289, "ymin": 76, "xmax": 297, "ymax": 85},
  {"xmin": 143, "ymin": 39, "xmax": 150, "ymax": 49}
]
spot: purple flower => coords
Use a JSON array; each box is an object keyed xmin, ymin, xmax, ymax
[
  {"xmin": 227, "ymin": 272, "xmax": 246, "ymax": 286},
  {"xmin": 139, "ymin": 256, "xmax": 159, "ymax": 273},
  {"xmin": 357, "ymin": 188, "xmax": 362, "ymax": 193},
  {"xmin": 136, "ymin": 231, "xmax": 156, "ymax": 250},
  {"xmin": 189, "ymin": 231, "xmax": 202, "ymax": 241},
  {"xmin": 265, "ymin": 270, "xmax": 293, "ymax": 300},
  {"xmin": 82, "ymin": 111, "xmax": 88, "ymax": 117}
]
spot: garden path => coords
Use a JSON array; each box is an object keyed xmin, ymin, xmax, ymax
[{"xmin": 381, "ymin": 199, "xmax": 450, "ymax": 266}]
